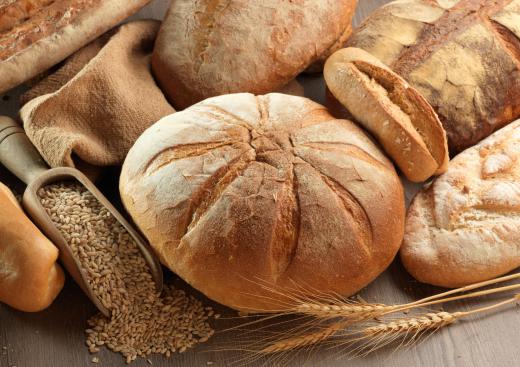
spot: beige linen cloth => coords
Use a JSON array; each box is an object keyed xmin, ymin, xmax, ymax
[{"xmin": 20, "ymin": 20, "xmax": 174, "ymax": 175}]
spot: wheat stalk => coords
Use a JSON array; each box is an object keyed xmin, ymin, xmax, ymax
[
  {"xmin": 290, "ymin": 274, "xmax": 520, "ymax": 320},
  {"xmin": 261, "ymin": 321, "xmax": 349, "ymax": 353},
  {"xmin": 260, "ymin": 295, "xmax": 520, "ymax": 355}
]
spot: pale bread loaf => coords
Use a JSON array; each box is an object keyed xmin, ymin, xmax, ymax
[
  {"xmin": 0, "ymin": 183, "xmax": 65, "ymax": 312},
  {"xmin": 402, "ymin": 120, "xmax": 520, "ymax": 287},
  {"xmin": 120, "ymin": 93, "xmax": 405, "ymax": 311}
]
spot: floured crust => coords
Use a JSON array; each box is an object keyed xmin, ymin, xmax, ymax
[
  {"xmin": 402, "ymin": 119, "xmax": 520, "ymax": 287},
  {"xmin": 120, "ymin": 93, "xmax": 405, "ymax": 311},
  {"xmin": 348, "ymin": 0, "xmax": 520, "ymax": 153},
  {"xmin": 0, "ymin": 0, "xmax": 151, "ymax": 94},
  {"xmin": 152, "ymin": 0, "xmax": 358, "ymax": 109}
]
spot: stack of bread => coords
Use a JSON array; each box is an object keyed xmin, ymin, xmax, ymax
[{"xmin": 3, "ymin": 0, "xmax": 520, "ymax": 317}]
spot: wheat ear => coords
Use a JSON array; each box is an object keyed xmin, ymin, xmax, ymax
[
  {"xmin": 261, "ymin": 321, "xmax": 350, "ymax": 353},
  {"xmin": 357, "ymin": 295, "xmax": 520, "ymax": 342},
  {"xmin": 293, "ymin": 273, "xmax": 520, "ymax": 320}
]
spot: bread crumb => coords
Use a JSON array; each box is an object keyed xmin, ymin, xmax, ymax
[
  {"xmin": 92, "ymin": 357, "xmax": 100, "ymax": 364},
  {"xmin": 207, "ymin": 362, "xmax": 214, "ymax": 365}
]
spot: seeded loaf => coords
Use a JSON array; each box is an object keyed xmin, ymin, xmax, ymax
[
  {"xmin": 324, "ymin": 47, "xmax": 449, "ymax": 182},
  {"xmin": 347, "ymin": 0, "xmax": 520, "ymax": 153},
  {"xmin": 402, "ymin": 119, "xmax": 520, "ymax": 287},
  {"xmin": 120, "ymin": 93, "xmax": 405, "ymax": 311},
  {"xmin": 152, "ymin": 0, "xmax": 358, "ymax": 109},
  {"xmin": 0, "ymin": 0, "xmax": 151, "ymax": 94},
  {"xmin": 0, "ymin": 182, "xmax": 65, "ymax": 312}
]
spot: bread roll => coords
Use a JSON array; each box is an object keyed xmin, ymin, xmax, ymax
[
  {"xmin": 402, "ymin": 119, "xmax": 520, "ymax": 287},
  {"xmin": 120, "ymin": 93, "xmax": 405, "ymax": 311},
  {"xmin": 0, "ymin": 0, "xmax": 151, "ymax": 94},
  {"xmin": 0, "ymin": 183, "xmax": 65, "ymax": 312},
  {"xmin": 347, "ymin": 0, "xmax": 520, "ymax": 153},
  {"xmin": 324, "ymin": 48, "xmax": 449, "ymax": 182},
  {"xmin": 152, "ymin": 0, "xmax": 357, "ymax": 109}
]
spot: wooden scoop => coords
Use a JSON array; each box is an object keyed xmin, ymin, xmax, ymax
[{"xmin": 0, "ymin": 116, "xmax": 163, "ymax": 317}]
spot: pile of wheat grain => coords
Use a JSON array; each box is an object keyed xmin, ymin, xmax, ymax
[{"xmin": 39, "ymin": 182, "xmax": 215, "ymax": 364}]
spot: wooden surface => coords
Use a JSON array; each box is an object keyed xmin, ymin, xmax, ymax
[{"xmin": 2, "ymin": 1, "xmax": 520, "ymax": 366}]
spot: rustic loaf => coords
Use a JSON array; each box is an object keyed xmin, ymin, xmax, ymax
[
  {"xmin": 120, "ymin": 93, "xmax": 405, "ymax": 311},
  {"xmin": 324, "ymin": 47, "xmax": 449, "ymax": 182},
  {"xmin": 402, "ymin": 119, "xmax": 520, "ymax": 287},
  {"xmin": 152, "ymin": 0, "xmax": 357, "ymax": 109},
  {"xmin": 0, "ymin": 0, "xmax": 151, "ymax": 94},
  {"xmin": 0, "ymin": 183, "xmax": 65, "ymax": 312},
  {"xmin": 347, "ymin": 0, "xmax": 520, "ymax": 153}
]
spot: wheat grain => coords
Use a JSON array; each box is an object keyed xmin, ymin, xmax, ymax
[{"xmin": 39, "ymin": 182, "xmax": 215, "ymax": 363}]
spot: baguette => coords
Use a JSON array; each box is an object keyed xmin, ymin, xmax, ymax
[{"xmin": 0, "ymin": 0, "xmax": 151, "ymax": 94}]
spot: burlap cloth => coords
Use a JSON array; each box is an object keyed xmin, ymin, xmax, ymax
[{"xmin": 20, "ymin": 20, "xmax": 174, "ymax": 176}]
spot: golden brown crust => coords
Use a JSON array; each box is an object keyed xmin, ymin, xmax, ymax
[
  {"xmin": 402, "ymin": 119, "xmax": 520, "ymax": 287},
  {"xmin": 120, "ymin": 93, "xmax": 405, "ymax": 311},
  {"xmin": 347, "ymin": 0, "xmax": 520, "ymax": 153},
  {"xmin": 152, "ymin": 0, "xmax": 358, "ymax": 109},
  {"xmin": 0, "ymin": 0, "xmax": 151, "ymax": 94},
  {"xmin": 0, "ymin": 183, "xmax": 65, "ymax": 312},
  {"xmin": 324, "ymin": 47, "xmax": 449, "ymax": 182}
]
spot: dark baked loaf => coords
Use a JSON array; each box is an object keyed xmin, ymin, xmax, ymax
[
  {"xmin": 347, "ymin": 0, "xmax": 520, "ymax": 153},
  {"xmin": 120, "ymin": 93, "xmax": 405, "ymax": 311},
  {"xmin": 0, "ymin": 0, "xmax": 151, "ymax": 94}
]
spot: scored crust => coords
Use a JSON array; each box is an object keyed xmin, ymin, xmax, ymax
[
  {"xmin": 324, "ymin": 47, "xmax": 449, "ymax": 182},
  {"xmin": 0, "ymin": 0, "xmax": 151, "ymax": 94},
  {"xmin": 152, "ymin": 0, "xmax": 358, "ymax": 109},
  {"xmin": 402, "ymin": 119, "xmax": 520, "ymax": 287},
  {"xmin": 347, "ymin": 0, "xmax": 520, "ymax": 153},
  {"xmin": 120, "ymin": 93, "xmax": 405, "ymax": 311}
]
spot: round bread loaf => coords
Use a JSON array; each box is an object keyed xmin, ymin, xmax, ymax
[
  {"xmin": 120, "ymin": 93, "xmax": 405, "ymax": 311},
  {"xmin": 402, "ymin": 119, "xmax": 520, "ymax": 287},
  {"xmin": 151, "ymin": 0, "xmax": 357, "ymax": 109}
]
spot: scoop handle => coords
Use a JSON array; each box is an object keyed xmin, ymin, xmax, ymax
[{"xmin": 0, "ymin": 116, "xmax": 49, "ymax": 185}]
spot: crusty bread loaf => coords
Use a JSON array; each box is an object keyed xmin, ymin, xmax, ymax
[
  {"xmin": 0, "ymin": 183, "xmax": 65, "ymax": 312},
  {"xmin": 151, "ymin": 0, "xmax": 357, "ymax": 109},
  {"xmin": 324, "ymin": 48, "xmax": 449, "ymax": 182},
  {"xmin": 0, "ymin": 0, "xmax": 151, "ymax": 94},
  {"xmin": 347, "ymin": 0, "xmax": 520, "ymax": 153},
  {"xmin": 120, "ymin": 93, "xmax": 405, "ymax": 311},
  {"xmin": 402, "ymin": 119, "xmax": 520, "ymax": 287}
]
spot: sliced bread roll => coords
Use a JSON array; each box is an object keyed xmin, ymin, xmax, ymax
[
  {"xmin": 402, "ymin": 119, "xmax": 520, "ymax": 287},
  {"xmin": 324, "ymin": 47, "xmax": 449, "ymax": 182}
]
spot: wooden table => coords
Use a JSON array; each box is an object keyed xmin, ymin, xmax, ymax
[{"xmin": 2, "ymin": 1, "xmax": 520, "ymax": 366}]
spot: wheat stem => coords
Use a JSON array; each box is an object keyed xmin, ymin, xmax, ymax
[{"xmin": 406, "ymin": 273, "xmax": 520, "ymax": 307}]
